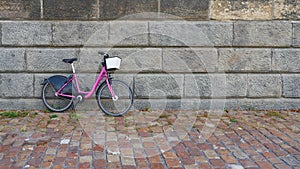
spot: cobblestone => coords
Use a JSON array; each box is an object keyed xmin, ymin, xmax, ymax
[{"xmin": 0, "ymin": 110, "xmax": 299, "ymax": 168}]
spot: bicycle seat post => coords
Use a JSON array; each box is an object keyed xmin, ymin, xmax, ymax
[{"xmin": 71, "ymin": 63, "xmax": 76, "ymax": 73}]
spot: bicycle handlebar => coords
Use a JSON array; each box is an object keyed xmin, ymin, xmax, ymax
[{"xmin": 98, "ymin": 52, "xmax": 109, "ymax": 60}]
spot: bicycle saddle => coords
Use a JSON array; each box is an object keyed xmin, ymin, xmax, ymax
[{"xmin": 62, "ymin": 58, "xmax": 78, "ymax": 64}]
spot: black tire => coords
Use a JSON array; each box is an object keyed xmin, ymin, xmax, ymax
[
  {"xmin": 96, "ymin": 80, "xmax": 133, "ymax": 116},
  {"xmin": 41, "ymin": 82, "xmax": 73, "ymax": 112}
]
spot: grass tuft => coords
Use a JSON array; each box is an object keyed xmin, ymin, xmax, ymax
[
  {"xmin": 0, "ymin": 111, "xmax": 29, "ymax": 118},
  {"xmin": 265, "ymin": 111, "xmax": 285, "ymax": 119},
  {"xmin": 229, "ymin": 118, "xmax": 238, "ymax": 123},
  {"xmin": 49, "ymin": 114, "xmax": 58, "ymax": 119}
]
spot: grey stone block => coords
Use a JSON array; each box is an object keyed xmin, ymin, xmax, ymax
[
  {"xmin": 1, "ymin": 22, "xmax": 52, "ymax": 45},
  {"xmin": 234, "ymin": 21, "xmax": 292, "ymax": 47},
  {"xmin": 133, "ymin": 99, "xmax": 227, "ymax": 111},
  {"xmin": 0, "ymin": 48, "xmax": 25, "ymax": 71},
  {"xmin": 272, "ymin": 49, "xmax": 300, "ymax": 72},
  {"xmin": 43, "ymin": 0, "xmax": 98, "ymax": 19},
  {"xmin": 53, "ymin": 22, "xmax": 109, "ymax": 46},
  {"xmin": 0, "ymin": 0, "xmax": 40, "ymax": 19},
  {"xmin": 150, "ymin": 22, "xmax": 233, "ymax": 46},
  {"xmin": 99, "ymin": 0, "xmax": 158, "ymax": 19},
  {"xmin": 0, "ymin": 23, "xmax": 2, "ymax": 45},
  {"xmin": 248, "ymin": 75, "xmax": 282, "ymax": 98},
  {"xmin": 274, "ymin": 0, "xmax": 300, "ymax": 20},
  {"xmin": 109, "ymin": 21, "xmax": 148, "ymax": 46},
  {"xmin": 79, "ymin": 48, "xmax": 162, "ymax": 73},
  {"xmin": 211, "ymin": 0, "xmax": 273, "ymax": 20},
  {"xmin": 185, "ymin": 74, "xmax": 211, "ymax": 98},
  {"xmin": 133, "ymin": 99, "xmax": 183, "ymax": 111},
  {"xmin": 282, "ymin": 75, "xmax": 300, "ymax": 98},
  {"xmin": 226, "ymin": 74, "xmax": 247, "ymax": 97},
  {"xmin": 185, "ymin": 74, "xmax": 224, "ymax": 98},
  {"xmin": 232, "ymin": 99, "xmax": 300, "ymax": 111},
  {"xmin": 77, "ymin": 48, "xmax": 108, "ymax": 73},
  {"xmin": 293, "ymin": 23, "xmax": 300, "ymax": 47},
  {"xmin": 0, "ymin": 99, "xmax": 44, "ymax": 110},
  {"xmin": 26, "ymin": 48, "xmax": 77, "ymax": 72},
  {"xmin": 219, "ymin": 48, "xmax": 272, "ymax": 72},
  {"xmin": 161, "ymin": 0, "xmax": 209, "ymax": 20},
  {"xmin": 185, "ymin": 74, "xmax": 245, "ymax": 98},
  {"xmin": 109, "ymin": 74, "xmax": 134, "ymax": 89},
  {"xmin": 134, "ymin": 74, "xmax": 184, "ymax": 98},
  {"xmin": 133, "ymin": 99, "xmax": 213, "ymax": 111},
  {"xmin": 163, "ymin": 48, "xmax": 218, "ymax": 73},
  {"xmin": 0, "ymin": 74, "xmax": 33, "ymax": 97},
  {"xmin": 134, "ymin": 99, "xmax": 226, "ymax": 113}
]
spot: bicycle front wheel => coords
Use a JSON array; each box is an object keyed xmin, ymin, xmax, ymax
[
  {"xmin": 41, "ymin": 82, "xmax": 73, "ymax": 112},
  {"xmin": 96, "ymin": 80, "xmax": 133, "ymax": 116}
]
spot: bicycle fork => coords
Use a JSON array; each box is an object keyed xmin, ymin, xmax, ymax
[{"xmin": 106, "ymin": 76, "xmax": 118, "ymax": 101}]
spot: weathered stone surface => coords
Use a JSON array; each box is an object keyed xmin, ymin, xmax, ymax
[
  {"xmin": 133, "ymin": 99, "xmax": 186, "ymax": 110},
  {"xmin": 161, "ymin": 0, "xmax": 209, "ymax": 20},
  {"xmin": 0, "ymin": 48, "xmax": 25, "ymax": 71},
  {"xmin": 53, "ymin": 22, "xmax": 109, "ymax": 46},
  {"xmin": 43, "ymin": 0, "xmax": 98, "ymax": 19},
  {"xmin": 294, "ymin": 23, "xmax": 300, "ymax": 47},
  {"xmin": 150, "ymin": 22, "xmax": 233, "ymax": 46},
  {"xmin": 77, "ymin": 48, "xmax": 108, "ymax": 73},
  {"xmin": 226, "ymin": 74, "xmax": 247, "ymax": 97},
  {"xmin": 79, "ymin": 48, "xmax": 162, "ymax": 73},
  {"xmin": 219, "ymin": 48, "xmax": 271, "ymax": 72},
  {"xmin": 211, "ymin": 0, "xmax": 273, "ymax": 20},
  {"xmin": 283, "ymin": 75, "xmax": 300, "ymax": 98},
  {"xmin": 135, "ymin": 74, "xmax": 184, "ymax": 98},
  {"xmin": 272, "ymin": 49, "xmax": 300, "ymax": 72},
  {"xmin": 110, "ymin": 48, "xmax": 162, "ymax": 72},
  {"xmin": 163, "ymin": 48, "xmax": 218, "ymax": 72},
  {"xmin": 234, "ymin": 21, "xmax": 292, "ymax": 47},
  {"xmin": 185, "ymin": 74, "xmax": 226, "ymax": 97},
  {"xmin": 231, "ymin": 99, "xmax": 300, "ymax": 110},
  {"xmin": 109, "ymin": 21, "xmax": 148, "ymax": 46},
  {"xmin": 185, "ymin": 74, "xmax": 245, "ymax": 98},
  {"xmin": 135, "ymin": 99, "xmax": 225, "ymax": 111},
  {"xmin": 1, "ymin": 22, "xmax": 52, "ymax": 45},
  {"xmin": 185, "ymin": 74, "xmax": 212, "ymax": 97},
  {"xmin": 248, "ymin": 75, "xmax": 282, "ymax": 98},
  {"xmin": 0, "ymin": 74, "xmax": 33, "ymax": 97},
  {"xmin": 0, "ymin": 99, "xmax": 43, "ymax": 110},
  {"xmin": 26, "ymin": 49, "xmax": 77, "ymax": 72},
  {"xmin": 0, "ymin": 0, "xmax": 40, "ymax": 19},
  {"xmin": 99, "ymin": 0, "xmax": 157, "ymax": 19},
  {"xmin": 274, "ymin": 0, "xmax": 300, "ymax": 20}
]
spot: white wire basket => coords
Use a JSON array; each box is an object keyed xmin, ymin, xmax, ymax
[{"xmin": 105, "ymin": 57, "xmax": 121, "ymax": 70}]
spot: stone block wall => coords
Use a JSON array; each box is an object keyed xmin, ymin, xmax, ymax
[{"xmin": 0, "ymin": 0, "xmax": 299, "ymax": 111}]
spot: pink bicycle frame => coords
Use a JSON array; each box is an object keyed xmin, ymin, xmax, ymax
[{"xmin": 55, "ymin": 67, "xmax": 116, "ymax": 99}]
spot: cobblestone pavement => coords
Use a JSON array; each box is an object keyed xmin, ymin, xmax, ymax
[{"xmin": 0, "ymin": 110, "xmax": 299, "ymax": 169}]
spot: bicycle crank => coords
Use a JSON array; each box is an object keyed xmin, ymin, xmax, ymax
[{"xmin": 74, "ymin": 94, "xmax": 85, "ymax": 105}]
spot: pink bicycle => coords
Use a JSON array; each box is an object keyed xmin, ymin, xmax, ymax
[{"xmin": 41, "ymin": 52, "xmax": 134, "ymax": 116}]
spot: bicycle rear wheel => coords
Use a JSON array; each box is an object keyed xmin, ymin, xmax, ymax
[
  {"xmin": 41, "ymin": 82, "xmax": 73, "ymax": 112},
  {"xmin": 96, "ymin": 80, "xmax": 133, "ymax": 116}
]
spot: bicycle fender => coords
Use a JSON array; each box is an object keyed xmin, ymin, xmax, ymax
[
  {"xmin": 41, "ymin": 78, "xmax": 49, "ymax": 85},
  {"xmin": 43, "ymin": 75, "xmax": 68, "ymax": 91}
]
